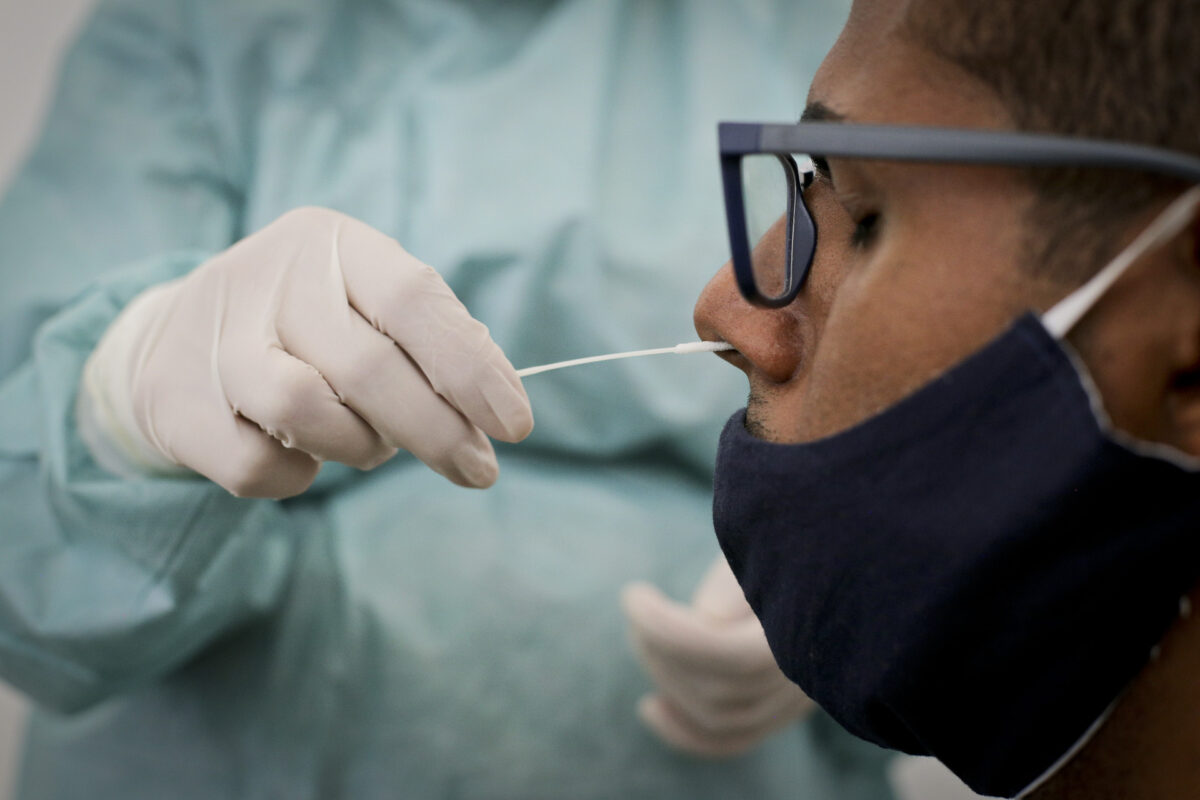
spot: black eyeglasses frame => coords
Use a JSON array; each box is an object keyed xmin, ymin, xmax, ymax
[{"xmin": 719, "ymin": 121, "xmax": 1200, "ymax": 308}]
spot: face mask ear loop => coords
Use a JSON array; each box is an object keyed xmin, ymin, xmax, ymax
[{"xmin": 1042, "ymin": 186, "xmax": 1200, "ymax": 338}]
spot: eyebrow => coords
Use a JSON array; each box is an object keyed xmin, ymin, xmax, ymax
[{"xmin": 800, "ymin": 102, "xmax": 846, "ymax": 123}]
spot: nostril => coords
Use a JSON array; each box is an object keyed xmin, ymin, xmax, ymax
[{"xmin": 695, "ymin": 262, "xmax": 808, "ymax": 382}]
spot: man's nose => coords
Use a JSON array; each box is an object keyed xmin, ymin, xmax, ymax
[{"xmin": 693, "ymin": 261, "xmax": 806, "ymax": 384}]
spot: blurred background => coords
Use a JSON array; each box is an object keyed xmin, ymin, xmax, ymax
[
  {"xmin": 0, "ymin": 0, "xmax": 94, "ymax": 190},
  {"xmin": 0, "ymin": 2, "xmax": 97, "ymax": 795}
]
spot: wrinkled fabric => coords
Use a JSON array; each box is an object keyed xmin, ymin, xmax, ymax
[
  {"xmin": 713, "ymin": 318, "xmax": 1200, "ymax": 797},
  {"xmin": 0, "ymin": 0, "xmax": 893, "ymax": 797}
]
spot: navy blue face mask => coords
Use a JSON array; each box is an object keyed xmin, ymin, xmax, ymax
[{"xmin": 712, "ymin": 188, "xmax": 1200, "ymax": 798}]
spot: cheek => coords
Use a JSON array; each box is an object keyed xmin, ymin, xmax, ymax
[
  {"xmin": 805, "ymin": 185, "xmax": 859, "ymax": 302},
  {"xmin": 798, "ymin": 275, "xmax": 909, "ymax": 436},
  {"xmin": 791, "ymin": 195, "xmax": 1036, "ymax": 440}
]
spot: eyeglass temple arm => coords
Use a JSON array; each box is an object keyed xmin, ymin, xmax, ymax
[{"xmin": 720, "ymin": 122, "xmax": 1200, "ymax": 184}]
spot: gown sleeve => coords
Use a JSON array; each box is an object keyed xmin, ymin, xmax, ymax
[{"xmin": 0, "ymin": 0, "xmax": 299, "ymax": 713}]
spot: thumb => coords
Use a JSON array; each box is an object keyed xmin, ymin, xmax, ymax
[
  {"xmin": 691, "ymin": 556, "xmax": 753, "ymax": 624},
  {"xmin": 623, "ymin": 581, "xmax": 765, "ymax": 666},
  {"xmin": 622, "ymin": 582, "xmax": 700, "ymax": 640},
  {"xmin": 622, "ymin": 581, "xmax": 715, "ymax": 655}
]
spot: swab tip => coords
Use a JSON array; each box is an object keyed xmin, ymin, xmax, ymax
[{"xmin": 673, "ymin": 341, "xmax": 734, "ymax": 354}]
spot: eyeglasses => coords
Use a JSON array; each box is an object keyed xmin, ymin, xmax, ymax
[{"xmin": 719, "ymin": 121, "xmax": 1200, "ymax": 308}]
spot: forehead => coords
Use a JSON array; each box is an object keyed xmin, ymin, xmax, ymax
[{"xmin": 809, "ymin": 0, "xmax": 1012, "ymax": 130}]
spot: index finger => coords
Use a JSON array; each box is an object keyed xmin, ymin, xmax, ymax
[{"xmin": 334, "ymin": 213, "xmax": 533, "ymax": 443}]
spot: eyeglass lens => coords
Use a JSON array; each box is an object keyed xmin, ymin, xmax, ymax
[{"xmin": 738, "ymin": 154, "xmax": 816, "ymax": 302}]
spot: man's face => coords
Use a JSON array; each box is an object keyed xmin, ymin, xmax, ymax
[{"xmin": 695, "ymin": 0, "xmax": 1200, "ymax": 450}]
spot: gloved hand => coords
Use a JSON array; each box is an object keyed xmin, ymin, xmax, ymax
[
  {"xmin": 622, "ymin": 555, "xmax": 815, "ymax": 757},
  {"xmin": 78, "ymin": 206, "xmax": 533, "ymax": 498}
]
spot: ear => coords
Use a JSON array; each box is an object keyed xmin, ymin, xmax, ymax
[
  {"xmin": 1162, "ymin": 208, "xmax": 1200, "ymax": 456},
  {"xmin": 1195, "ymin": 207, "xmax": 1200, "ymax": 264}
]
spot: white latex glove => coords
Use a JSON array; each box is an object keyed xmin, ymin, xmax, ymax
[
  {"xmin": 888, "ymin": 756, "xmax": 992, "ymax": 800},
  {"xmin": 78, "ymin": 207, "xmax": 533, "ymax": 498},
  {"xmin": 621, "ymin": 556, "xmax": 815, "ymax": 757}
]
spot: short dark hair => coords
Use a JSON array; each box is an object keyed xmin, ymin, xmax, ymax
[{"xmin": 904, "ymin": 0, "xmax": 1199, "ymax": 282}]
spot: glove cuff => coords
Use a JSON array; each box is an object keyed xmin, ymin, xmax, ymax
[{"xmin": 77, "ymin": 281, "xmax": 190, "ymax": 478}]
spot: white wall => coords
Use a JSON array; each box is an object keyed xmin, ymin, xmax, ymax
[{"xmin": 0, "ymin": 2, "xmax": 99, "ymax": 795}]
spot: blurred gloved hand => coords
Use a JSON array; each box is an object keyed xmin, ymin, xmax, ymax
[
  {"xmin": 78, "ymin": 206, "xmax": 533, "ymax": 498},
  {"xmin": 622, "ymin": 556, "xmax": 815, "ymax": 757}
]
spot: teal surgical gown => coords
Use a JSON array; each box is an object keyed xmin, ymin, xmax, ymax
[{"xmin": 0, "ymin": 0, "xmax": 894, "ymax": 797}]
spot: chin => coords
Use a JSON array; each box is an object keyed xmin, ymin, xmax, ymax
[{"xmin": 744, "ymin": 397, "xmax": 780, "ymax": 442}]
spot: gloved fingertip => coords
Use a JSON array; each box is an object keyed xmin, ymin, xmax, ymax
[
  {"xmin": 635, "ymin": 694, "xmax": 664, "ymax": 729},
  {"xmin": 619, "ymin": 581, "xmax": 663, "ymax": 618},
  {"xmin": 448, "ymin": 442, "xmax": 499, "ymax": 489},
  {"xmin": 478, "ymin": 362, "xmax": 534, "ymax": 443},
  {"xmin": 496, "ymin": 399, "xmax": 535, "ymax": 444},
  {"xmin": 507, "ymin": 408, "xmax": 535, "ymax": 444}
]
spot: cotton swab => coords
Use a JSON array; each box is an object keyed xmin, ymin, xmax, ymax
[{"xmin": 516, "ymin": 341, "xmax": 734, "ymax": 378}]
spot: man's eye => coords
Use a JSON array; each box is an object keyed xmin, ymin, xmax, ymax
[
  {"xmin": 850, "ymin": 213, "xmax": 879, "ymax": 247},
  {"xmin": 810, "ymin": 155, "xmax": 831, "ymax": 181}
]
